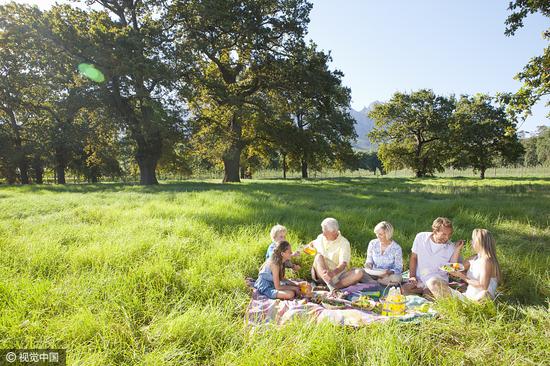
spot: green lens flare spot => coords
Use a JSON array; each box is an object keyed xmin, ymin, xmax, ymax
[{"xmin": 78, "ymin": 63, "xmax": 105, "ymax": 83}]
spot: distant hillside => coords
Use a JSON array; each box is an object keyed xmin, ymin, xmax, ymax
[{"xmin": 349, "ymin": 101, "xmax": 380, "ymax": 150}]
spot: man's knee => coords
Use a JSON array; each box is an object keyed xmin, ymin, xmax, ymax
[
  {"xmin": 426, "ymin": 277, "xmax": 445, "ymax": 290},
  {"xmin": 313, "ymin": 254, "xmax": 324, "ymax": 266},
  {"xmin": 353, "ymin": 268, "xmax": 364, "ymax": 281},
  {"xmin": 402, "ymin": 282, "xmax": 421, "ymax": 294},
  {"xmin": 361, "ymin": 271, "xmax": 376, "ymax": 283}
]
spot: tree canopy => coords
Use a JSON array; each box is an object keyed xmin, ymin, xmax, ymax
[
  {"xmin": 368, "ymin": 89, "xmax": 455, "ymax": 178},
  {"xmin": 0, "ymin": 1, "xmax": 543, "ymax": 184},
  {"xmin": 500, "ymin": 0, "xmax": 550, "ymax": 122}
]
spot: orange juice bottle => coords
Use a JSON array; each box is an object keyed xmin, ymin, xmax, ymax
[{"xmin": 300, "ymin": 282, "xmax": 312, "ymax": 296}]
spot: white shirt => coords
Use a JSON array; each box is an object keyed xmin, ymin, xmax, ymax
[
  {"xmin": 312, "ymin": 232, "xmax": 351, "ymax": 271},
  {"xmin": 412, "ymin": 232, "xmax": 456, "ymax": 284}
]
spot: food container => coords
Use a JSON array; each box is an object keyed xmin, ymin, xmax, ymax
[
  {"xmin": 303, "ymin": 246, "xmax": 317, "ymax": 256},
  {"xmin": 381, "ymin": 291, "xmax": 406, "ymax": 316},
  {"xmin": 300, "ymin": 282, "xmax": 312, "ymax": 296}
]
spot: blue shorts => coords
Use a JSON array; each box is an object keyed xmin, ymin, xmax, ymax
[{"xmin": 254, "ymin": 278, "xmax": 278, "ymax": 299}]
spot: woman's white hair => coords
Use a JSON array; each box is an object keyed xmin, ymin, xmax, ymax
[
  {"xmin": 374, "ymin": 221, "xmax": 394, "ymax": 240},
  {"xmin": 270, "ymin": 224, "xmax": 287, "ymax": 242},
  {"xmin": 321, "ymin": 217, "xmax": 339, "ymax": 232}
]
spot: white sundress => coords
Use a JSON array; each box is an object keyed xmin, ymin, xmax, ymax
[{"xmin": 462, "ymin": 255, "xmax": 498, "ymax": 300}]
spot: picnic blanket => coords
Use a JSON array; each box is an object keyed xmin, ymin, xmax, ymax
[{"xmin": 246, "ymin": 279, "xmax": 436, "ymax": 327}]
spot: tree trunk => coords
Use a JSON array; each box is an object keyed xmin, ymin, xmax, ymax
[
  {"xmin": 33, "ymin": 158, "xmax": 43, "ymax": 184},
  {"xmin": 301, "ymin": 159, "xmax": 308, "ymax": 179},
  {"xmin": 56, "ymin": 164, "xmax": 66, "ymax": 184},
  {"xmin": 6, "ymin": 108, "xmax": 29, "ymax": 184},
  {"xmin": 132, "ymin": 124, "xmax": 161, "ymax": 185},
  {"xmin": 111, "ymin": 78, "xmax": 162, "ymax": 185},
  {"xmin": 240, "ymin": 166, "xmax": 245, "ymax": 179},
  {"xmin": 480, "ymin": 168, "xmax": 485, "ymax": 179},
  {"xmin": 297, "ymin": 114, "xmax": 308, "ymax": 179},
  {"xmin": 414, "ymin": 140, "xmax": 425, "ymax": 178},
  {"xmin": 136, "ymin": 154, "xmax": 159, "ymax": 185},
  {"xmin": 282, "ymin": 153, "xmax": 287, "ymax": 180},
  {"xmin": 19, "ymin": 159, "xmax": 29, "ymax": 184},
  {"xmin": 223, "ymin": 148, "xmax": 241, "ymax": 183},
  {"xmin": 222, "ymin": 114, "xmax": 242, "ymax": 183},
  {"xmin": 54, "ymin": 147, "xmax": 66, "ymax": 184}
]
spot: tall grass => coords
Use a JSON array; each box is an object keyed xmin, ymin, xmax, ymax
[{"xmin": 0, "ymin": 177, "xmax": 548, "ymax": 365}]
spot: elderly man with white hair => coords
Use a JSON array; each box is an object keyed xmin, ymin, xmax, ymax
[{"xmin": 309, "ymin": 218, "xmax": 364, "ymax": 291}]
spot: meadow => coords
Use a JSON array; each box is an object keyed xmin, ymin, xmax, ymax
[{"xmin": 0, "ymin": 177, "xmax": 549, "ymax": 365}]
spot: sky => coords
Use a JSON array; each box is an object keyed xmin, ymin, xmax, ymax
[
  {"xmin": 306, "ymin": 0, "xmax": 549, "ymax": 134},
  {"xmin": 2, "ymin": 0, "xmax": 548, "ymax": 134}
]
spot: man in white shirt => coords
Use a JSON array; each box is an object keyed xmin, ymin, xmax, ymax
[
  {"xmin": 310, "ymin": 218, "xmax": 364, "ymax": 291},
  {"xmin": 403, "ymin": 217, "xmax": 464, "ymax": 296}
]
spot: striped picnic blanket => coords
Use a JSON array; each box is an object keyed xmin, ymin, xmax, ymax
[{"xmin": 245, "ymin": 280, "xmax": 435, "ymax": 327}]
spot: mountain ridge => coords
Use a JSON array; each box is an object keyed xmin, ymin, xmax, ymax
[{"xmin": 349, "ymin": 101, "xmax": 380, "ymax": 150}]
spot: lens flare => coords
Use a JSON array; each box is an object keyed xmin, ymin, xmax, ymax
[{"xmin": 78, "ymin": 63, "xmax": 105, "ymax": 83}]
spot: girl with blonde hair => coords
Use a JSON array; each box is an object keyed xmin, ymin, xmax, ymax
[{"xmin": 433, "ymin": 228, "xmax": 501, "ymax": 301}]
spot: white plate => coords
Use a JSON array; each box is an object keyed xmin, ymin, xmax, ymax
[
  {"xmin": 364, "ymin": 268, "xmax": 386, "ymax": 276},
  {"xmin": 439, "ymin": 263, "xmax": 465, "ymax": 272}
]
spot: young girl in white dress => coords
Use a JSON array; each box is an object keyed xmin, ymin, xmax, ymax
[{"xmin": 449, "ymin": 228, "xmax": 501, "ymax": 301}]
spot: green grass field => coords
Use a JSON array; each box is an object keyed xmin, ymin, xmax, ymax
[{"xmin": 1, "ymin": 177, "xmax": 549, "ymax": 365}]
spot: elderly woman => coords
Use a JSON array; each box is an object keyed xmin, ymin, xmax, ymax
[
  {"xmin": 309, "ymin": 218, "xmax": 364, "ymax": 291},
  {"xmin": 363, "ymin": 221, "xmax": 403, "ymax": 286}
]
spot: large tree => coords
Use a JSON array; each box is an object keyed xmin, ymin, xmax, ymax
[
  {"xmin": 500, "ymin": 1, "xmax": 549, "ymax": 120},
  {"xmin": 173, "ymin": 0, "xmax": 312, "ymax": 182},
  {"xmin": 37, "ymin": 1, "xmax": 187, "ymax": 185},
  {"xmin": 368, "ymin": 89, "xmax": 455, "ymax": 177},
  {"xmin": 271, "ymin": 43, "xmax": 357, "ymax": 178},
  {"xmin": 0, "ymin": 3, "xmax": 92, "ymax": 184},
  {"xmin": 449, "ymin": 94, "xmax": 524, "ymax": 179},
  {"xmin": 0, "ymin": 3, "xmax": 45, "ymax": 184}
]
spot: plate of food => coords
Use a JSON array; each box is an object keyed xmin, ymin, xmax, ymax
[
  {"xmin": 321, "ymin": 298, "xmax": 349, "ymax": 310},
  {"xmin": 440, "ymin": 262, "xmax": 464, "ymax": 272},
  {"xmin": 351, "ymin": 296, "xmax": 377, "ymax": 311},
  {"xmin": 364, "ymin": 268, "xmax": 387, "ymax": 276}
]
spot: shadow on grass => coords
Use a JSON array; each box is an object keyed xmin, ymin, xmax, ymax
[
  {"xmin": 2, "ymin": 178, "xmax": 548, "ymax": 305},
  {"xmin": 3, "ymin": 176, "xmax": 550, "ymax": 196}
]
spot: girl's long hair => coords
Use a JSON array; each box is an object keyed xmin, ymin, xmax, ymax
[
  {"xmin": 472, "ymin": 229, "xmax": 501, "ymax": 281},
  {"xmin": 271, "ymin": 240, "xmax": 291, "ymax": 279}
]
